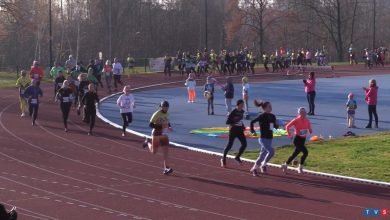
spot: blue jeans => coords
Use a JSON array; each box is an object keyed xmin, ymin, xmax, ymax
[{"xmin": 255, "ymin": 138, "xmax": 274, "ymax": 166}]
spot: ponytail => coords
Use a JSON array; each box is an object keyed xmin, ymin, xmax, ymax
[{"xmin": 254, "ymin": 99, "xmax": 270, "ymax": 110}]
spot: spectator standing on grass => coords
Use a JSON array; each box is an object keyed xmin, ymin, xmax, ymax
[
  {"xmin": 363, "ymin": 79, "xmax": 379, "ymax": 128},
  {"xmin": 346, "ymin": 93, "xmax": 357, "ymax": 128},
  {"xmin": 303, "ymin": 72, "xmax": 316, "ymax": 115},
  {"xmin": 112, "ymin": 58, "xmax": 124, "ymax": 91},
  {"xmin": 16, "ymin": 70, "xmax": 31, "ymax": 117}
]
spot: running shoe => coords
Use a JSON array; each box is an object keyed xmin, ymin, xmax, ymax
[
  {"xmin": 281, "ymin": 163, "xmax": 287, "ymax": 173},
  {"xmin": 122, "ymin": 132, "xmax": 125, "ymax": 137},
  {"xmin": 297, "ymin": 165, "xmax": 303, "ymax": 174},
  {"xmin": 21, "ymin": 113, "xmax": 25, "ymax": 117},
  {"xmin": 163, "ymin": 167, "xmax": 173, "ymax": 175},
  {"xmin": 142, "ymin": 137, "xmax": 149, "ymax": 148},
  {"xmin": 64, "ymin": 128, "xmax": 68, "ymax": 132},
  {"xmin": 87, "ymin": 131, "xmax": 93, "ymax": 136},
  {"xmin": 260, "ymin": 165, "xmax": 267, "ymax": 173},
  {"xmin": 234, "ymin": 157, "xmax": 243, "ymax": 166},
  {"xmin": 220, "ymin": 159, "xmax": 226, "ymax": 168},
  {"xmin": 250, "ymin": 168, "xmax": 258, "ymax": 177}
]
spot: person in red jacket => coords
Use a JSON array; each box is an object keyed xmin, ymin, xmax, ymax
[
  {"xmin": 29, "ymin": 60, "xmax": 44, "ymax": 83},
  {"xmin": 303, "ymin": 72, "xmax": 316, "ymax": 115},
  {"xmin": 363, "ymin": 79, "xmax": 379, "ymax": 128},
  {"xmin": 281, "ymin": 107, "xmax": 312, "ymax": 174}
]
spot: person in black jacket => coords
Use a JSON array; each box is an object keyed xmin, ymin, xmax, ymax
[
  {"xmin": 249, "ymin": 100, "xmax": 279, "ymax": 176},
  {"xmin": 55, "ymin": 80, "xmax": 74, "ymax": 132},
  {"xmin": 81, "ymin": 83, "xmax": 99, "ymax": 135},
  {"xmin": 221, "ymin": 99, "xmax": 247, "ymax": 168},
  {"xmin": 223, "ymin": 77, "xmax": 234, "ymax": 115}
]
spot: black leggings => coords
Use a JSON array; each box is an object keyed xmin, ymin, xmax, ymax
[
  {"xmin": 307, "ymin": 91, "xmax": 316, "ymax": 114},
  {"xmin": 207, "ymin": 95, "xmax": 214, "ymax": 114},
  {"xmin": 121, "ymin": 112, "xmax": 133, "ymax": 132},
  {"xmin": 60, "ymin": 103, "xmax": 72, "ymax": 128},
  {"xmin": 286, "ymin": 136, "xmax": 308, "ymax": 165},
  {"xmin": 113, "ymin": 75, "xmax": 122, "ymax": 89},
  {"xmin": 29, "ymin": 104, "xmax": 39, "ymax": 123},
  {"xmin": 223, "ymin": 126, "xmax": 247, "ymax": 160},
  {"xmin": 367, "ymin": 105, "xmax": 378, "ymax": 126},
  {"xmin": 85, "ymin": 108, "xmax": 96, "ymax": 131}
]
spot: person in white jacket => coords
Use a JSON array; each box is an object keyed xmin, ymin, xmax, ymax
[
  {"xmin": 112, "ymin": 58, "xmax": 123, "ymax": 91},
  {"xmin": 117, "ymin": 85, "xmax": 135, "ymax": 136},
  {"xmin": 184, "ymin": 73, "xmax": 196, "ymax": 103}
]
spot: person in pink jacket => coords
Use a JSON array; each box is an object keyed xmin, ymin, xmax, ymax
[
  {"xmin": 303, "ymin": 72, "xmax": 316, "ymax": 115},
  {"xmin": 363, "ymin": 79, "xmax": 379, "ymax": 128},
  {"xmin": 281, "ymin": 107, "xmax": 312, "ymax": 174}
]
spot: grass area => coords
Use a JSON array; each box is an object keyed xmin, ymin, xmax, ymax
[
  {"xmin": 241, "ymin": 132, "xmax": 390, "ymax": 182},
  {"xmin": 0, "ymin": 72, "xmax": 19, "ymax": 89}
]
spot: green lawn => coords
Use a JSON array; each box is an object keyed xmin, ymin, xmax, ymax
[
  {"xmin": 0, "ymin": 72, "xmax": 19, "ymax": 89},
  {"xmin": 241, "ymin": 132, "xmax": 390, "ymax": 182}
]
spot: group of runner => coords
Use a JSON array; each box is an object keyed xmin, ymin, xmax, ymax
[{"xmin": 15, "ymin": 56, "xmax": 380, "ymax": 176}]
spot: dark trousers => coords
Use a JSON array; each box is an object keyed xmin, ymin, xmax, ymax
[
  {"xmin": 113, "ymin": 75, "xmax": 122, "ymax": 89},
  {"xmin": 367, "ymin": 105, "xmax": 378, "ymax": 127},
  {"xmin": 85, "ymin": 108, "xmax": 96, "ymax": 131},
  {"xmin": 307, "ymin": 91, "xmax": 316, "ymax": 114},
  {"xmin": 29, "ymin": 104, "xmax": 39, "ymax": 123},
  {"xmin": 96, "ymin": 75, "xmax": 103, "ymax": 88},
  {"xmin": 207, "ymin": 95, "xmax": 214, "ymax": 114},
  {"xmin": 263, "ymin": 62, "xmax": 269, "ymax": 72},
  {"xmin": 223, "ymin": 126, "xmax": 247, "ymax": 160},
  {"xmin": 164, "ymin": 65, "xmax": 171, "ymax": 76},
  {"xmin": 60, "ymin": 102, "xmax": 72, "ymax": 128},
  {"xmin": 286, "ymin": 136, "xmax": 308, "ymax": 165},
  {"xmin": 121, "ymin": 112, "xmax": 133, "ymax": 132}
]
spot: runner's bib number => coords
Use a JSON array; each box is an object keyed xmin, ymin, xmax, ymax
[
  {"xmin": 84, "ymin": 89, "xmax": 88, "ymax": 94},
  {"xmin": 62, "ymin": 97, "xmax": 70, "ymax": 103},
  {"xmin": 31, "ymin": 99, "xmax": 38, "ymax": 104},
  {"xmin": 20, "ymin": 89, "xmax": 25, "ymax": 95},
  {"xmin": 269, "ymin": 123, "xmax": 274, "ymax": 130},
  {"xmin": 300, "ymin": 129, "xmax": 309, "ymax": 136},
  {"xmin": 33, "ymin": 74, "xmax": 39, "ymax": 79},
  {"xmin": 74, "ymin": 80, "xmax": 80, "ymax": 87}
]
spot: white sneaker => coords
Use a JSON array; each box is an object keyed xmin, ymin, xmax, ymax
[
  {"xmin": 21, "ymin": 113, "xmax": 25, "ymax": 117},
  {"xmin": 281, "ymin": 163, "xmax": 287, "ymax": 173},
  {"xmin": 122, "ymin": 132, "xmax": 125, "ymax": 137},
  {"xmin": 297, "ymin": 165, "xmax": 303, "ymax": 174},
  {"xmin": 260, "ymin": 165, "xmax": 267, "ymax": 173}
]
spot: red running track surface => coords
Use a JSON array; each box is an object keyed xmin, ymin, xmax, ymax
[{"xmin": 0, "ymin": 74, "xmax": 389, "ymax": 220}]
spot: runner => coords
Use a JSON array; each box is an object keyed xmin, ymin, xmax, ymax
[
  {"xmin": 50, "ymin": 61, "xmax": 65, "ymax": 97},
  {"xmin": 23, "ymin": 79, "xmax": 43, "ymax": 126},
  {"xmin": 117, "ymin": 85, "xmax": 135, "ymax": 136},
  {"xmin": 29, "ymin": 61, "xmax": 44, "ymax": 83},
  {"xmin": 142, "ymin": 101, "xmax": 174, "ymax": 175},
  {"xmin": 103, "ymin": 60, "xmax": 113, "ymax": 93},
  {"xmin": 281, "ymin": 107, "xmax": 312, "ymax": 174},
  {"xmin": 303, "ymin": 72, "xmax": 316, "ymax": 115},
  {"xmin": 55, "ymin": 80, "xmax": 74, "ymax": 132},
  {"xmin": 242, "ymin": 76, "xmax": 250, "ymax": 119},
  {"xmin": 77, "ymin": 73, "xmax": 90, "ymax": 117},
  {"xmin": 184, "ymin": 73, "xmax": 196, "ymax": 103},
  {"xmin": 204, "ymin": 76, "xmax": 215, "ymax": 115},
  {"xmin": 249, "ymin": 100, "xmax": 279, "ymax": 176},
  {"xmin": 112, "ymin": 58, "xmax": 124, "ymax": 91},
  {"xmin": 81, "ymin": 83, "xmax": 99, "ymax": 135},
  {"xmin": 221, "ymin": 99, "xmax": 247, "ymax": 168},
  {"xmin": 54, "ymin": 71, "xmax": 66, "ymax": 99},
  {"xmin": 16, "ymin": 70, "xmax": 31, "ymax": 117}
]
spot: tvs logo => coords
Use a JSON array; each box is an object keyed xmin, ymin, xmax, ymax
[{"xmin": 364, "ymin": 208, "xmax": 389, "ymax": 217}]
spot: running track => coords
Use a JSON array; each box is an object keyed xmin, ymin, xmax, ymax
[{"xmin": 1, "ymin": 68, "xmax": 390, "ymax": 220}]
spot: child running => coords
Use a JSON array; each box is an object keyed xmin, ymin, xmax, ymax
[
  {"xmin": 142, "ymin": 101, "xmax": 173, "ymax": 175},
  {"xmin": 221, "ymin": 99, "xmax": 247, "ymax": 168},
  {"xmin": 346, "ymin": 93, "xmax": 357, "ymax": 128},
  {"xmin": 55, "ymin": 80, "xmax": 74, "ymax": 132},
  {"xmin": 249, "ymin": 100, "xmax": 279, "ymax": 176},
  {"xmin": 281, "ymin": 107, "xmax": 312, "ymax": 174},
  {"xmin": 16, "ymin": 70, "xmax": 31, "ymax": 117},
  {"xmin": 24, "ymin": 79, "xmax": 43, "ymax": 126},
  {"xmin": 242, "ymin": 77, "xmax": 250, "ymax": 119},
  {"xmin": 116, "ymin": 85, "xmax": 135, "ymax": 136},
  {"xmin": 185, "ymin": 73, "xmax": 196, "ymax": 103},
  {"xmin": 204, "ymin": 76, "xmax": 215, "ymax": 115},
  {"xmin": 81, "ymin": 83, "xmax": 99, "ymax": 135}
]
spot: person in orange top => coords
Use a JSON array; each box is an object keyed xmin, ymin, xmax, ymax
[
  {"xmin": 281, "ymin": 107, "xmax": 312, "ymax": 174},
  {"xmin": 29, "ymin": 60, "xmax": 44, "ymax": 82}
]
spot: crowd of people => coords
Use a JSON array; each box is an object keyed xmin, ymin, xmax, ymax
[{"xmin": 14, "ymin": 51, "xmax": 381, "ymax": 177}]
